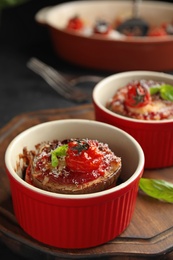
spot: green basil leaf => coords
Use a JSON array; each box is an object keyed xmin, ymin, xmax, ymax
[
  {"xmin": 0, "ymin": 0, "xmax": 28, "ymax": 9},
  {"xmin": 51, "ymin": 144, "xmax": 68, "ymax": 167},
  {"xmin": 150, "ymin": 86, "xmax": 161, "ymax": 95},
  {"xmin": 51, "ymin": 153, "xmax": 59, "ymax": 167},
  {"xmin": 53, "ymin": 144, "xmax": 68, "ymax": 157},
  {"xmin": 139, "ymin": 178, "xmax": 173, "ymax": 203},
  {"xmin": 160, "ymin": 84, "xmax": 173, "ymax": 101}
]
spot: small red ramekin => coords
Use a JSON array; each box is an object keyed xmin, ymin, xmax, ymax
[
  {"xmin": 5, "ymin": 119, "xmax": 144, "ymax": 249},
  {"xmin": 93, "ymin": 71, "xmax": 173, "ymax": 169}
]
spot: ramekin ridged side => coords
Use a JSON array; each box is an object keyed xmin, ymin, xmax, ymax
[
  {"xmin": 6, "ymin": 170, "xmax": 141, "ymax": 249},
  {"xmin": 94, "ymin": 104, "xmax": 173, "ymax": 169}
]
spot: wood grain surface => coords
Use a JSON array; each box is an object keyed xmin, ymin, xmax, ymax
[{"xmin": 1, "ymin": 104, "xmax": 173, "ymax": 260}]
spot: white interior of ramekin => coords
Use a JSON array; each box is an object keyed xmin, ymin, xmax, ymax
[
  {"xmin": 5, "ymin": 119, "xmax": 144, "ymax": 199},
  {"xmin": 36, "ymin": 0, "xmax": 173, "ymax": 42},
  {"xmin": 93, "ymin": 71, "xmax": 173, "ymax": 124}
]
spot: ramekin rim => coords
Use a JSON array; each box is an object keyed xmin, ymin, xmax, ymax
[
  {"xmin": 5, "ymin": 119, "xmax": 144, "ymax": 200},
  {"xmin": 93, "ymin": 70, "xmax": 173, "ymax": 124}
]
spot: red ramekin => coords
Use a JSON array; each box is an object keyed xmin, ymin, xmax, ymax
[
  {"xmin": 93, "ymin": 71, "xmax": 173, "ymax": 169},
  {"xmin": 5, "ymin": 119, "xmax": 144, "ymax": 249}
]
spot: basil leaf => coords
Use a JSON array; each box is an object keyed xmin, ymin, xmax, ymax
[
  {"xmin": 51, "ymin": 153, "xmax": 59, "ymax": 167},
  {"xmin": 51, "ymin": 144, "xmax": 68, "ymax": 167},
  {"xmin": 139, "ymin": 178, "xmax": 173, "ymax": 203},
  {"xmin": 53, "ymin": 144, "xmax": 68, "ymax": 157},
  {"xmin": 150, "ymin": 86, "xmax": 161, "ymax": 95},
  {"xmin": 0, "ymin": 0, "xmax": 28, "ymax": 9},
  {"xmin": 160, "ymin": 84, "xmax": 173, "ymax": 101}
]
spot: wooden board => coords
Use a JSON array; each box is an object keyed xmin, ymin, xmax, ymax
[{"xmin": 1, "ymin": 104, "xmax": 173, "ymax": 260}]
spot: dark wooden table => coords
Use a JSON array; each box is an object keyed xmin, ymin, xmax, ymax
[{"xmin": 1, "ymin": 105, "xmax": 173, "ymax": 260}]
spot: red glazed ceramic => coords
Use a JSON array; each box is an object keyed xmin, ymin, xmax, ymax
[
  {"xmin": 5, "ymin": 119, "xmax": 144, "ymax": 249},
  {"xmin": 35, "ymin": 1, "xmax": 173, "ymax": 72},
  {"xmin": 93, "ymin": 71, "xmax": 173, "ymax": 169}
]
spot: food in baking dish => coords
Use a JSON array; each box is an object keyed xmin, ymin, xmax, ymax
[
  {"xmin": 20, "ymin": 138, "xmax": 122, "ymax": 194},
  {"xmin": 65, "ymin": 15, "xmax": 173, "ymax": 38},
  {"xmin": 106, "ymin": 80, "xmax": 173, "ymax": 120}
]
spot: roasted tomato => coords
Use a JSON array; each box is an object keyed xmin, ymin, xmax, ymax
[
  {"xmin": 125, "ymin": 81, "xmax": 151, "ymax": 108},
  {"xmin": 66, "ymin": 139, "xmax": 104, "ymax": 174},
  {"xmin": 147, "ymin": 27, "xmax": 167, "ymax": 36},
  {"xmin": 66, "ymin": 16, "xmax": 84, "ymax": 30}
]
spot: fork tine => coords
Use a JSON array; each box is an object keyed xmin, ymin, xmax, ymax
[
  {"xmin": 27, "ymin": 58, "xmax": 89, "ymax": 102},
  {"xmin": 27, "ymin": 60, "xmax": 74, "ymax": 98},
  {"xmin": 44, "ymin": 67, "xmax": 82, "ymax": 94},
  {"xmin": 29, "ymin": 58, "xmax": 72, "ymax": 91},
  {"xmin": 38, "ymin": 71, "xmax": 74, "ymax": 99}
]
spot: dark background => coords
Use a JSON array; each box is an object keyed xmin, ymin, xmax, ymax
[
  {"xmin": 0, "ymin": 0, "xmax": 102, "ymax": 129},
  {"xmin": 0, "ymin": 1, "xmax": 106, "ymax": 259},
  {"xmin": 1, "ymin": 0, "xmax": 173, "ymax": 129}
]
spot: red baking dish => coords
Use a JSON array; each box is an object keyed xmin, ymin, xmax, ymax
[{"xmin": 35, "ymin": 1, "xmax": 173, "ymax": 72}]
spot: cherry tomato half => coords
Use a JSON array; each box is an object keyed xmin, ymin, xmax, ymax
[
  {"xmin": 147, "ymin": 27, "xmax": 167, "ymax": 37},
  {"xmin": 66, "ymin": 16, "xmax": 84, "ymax": 30},
  {"xmin": 66, "ymin": 139, "xmax": 104, "ymax": 173},
  {"xmin": 125, "ymin": 81, "xmax": 151, "ymax": 108}
]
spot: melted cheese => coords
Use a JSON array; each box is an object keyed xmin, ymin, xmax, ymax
[{"xmin": 127, "ymin": 100, "xmax": 166, "ymax": 115}]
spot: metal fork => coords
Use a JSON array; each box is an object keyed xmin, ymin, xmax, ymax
[{"xmin": 27, "ymin": 57, "xmax": 91, "ymax": 103}]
